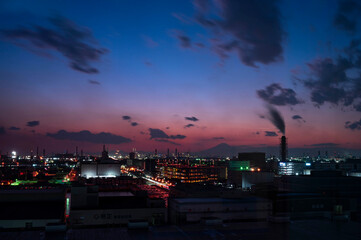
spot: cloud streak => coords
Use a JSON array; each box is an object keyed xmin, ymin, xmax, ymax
[
  {"xmin": 155, "ymin": 139, "xmax": 181, "ymax": 145},
  {"xmin": 213, "ymin": 137, "xmax": 225, "ymax": 140},
  {"xmin": 334, "ymin": 0, "xmax": 361, "ymax": 34},
  {"xmin": 257, "ymin": 83, "xmax": 303, "ymax": 106},
  {"xmin": 26, "ymin": 121, "xmax": 39, "ymax": 127},
  {"xmin": 176, "ymin": 31, "xmax": 192, "ymax": 48},
  {"xmin": 193, "ymin": 0, "xmax": 284, "ymax": 67},
  {"xmin": 1, "ymin": 15, "xmax": 107, "ymax": 74},
  {"xmin": 265, "ymin": 131, "xmax": 278, "ymax": 137},
  {"xmin": 46, "ymin": 130, "xmax": 131, "ymax": 144},
  {"xmin": 308, "ymin": 143, "xmax": 340, "ymax": 147},
  {"xmin": 292, "ymin": 115, "xmax": 306, "ymax": 123},
  {"xmin": 345, "ymin": 119, "xmax": 361, "ymax": 130},
  {"xmin": 185, "ymin": 116, "xmax": 199, "ymax": 122},
  {"xmin": 148, "ymin": 128, "xmax": 186, "ymax": 140},
  {"xmin": 88, "ymin": 79, "xmax": 100, "ymax": 85},
  {"xmin": 298, "ymin": 40, "xmax": 361, "ymax": 112}
]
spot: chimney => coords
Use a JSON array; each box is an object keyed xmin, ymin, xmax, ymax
[{"xmin": 280, "ymin": 136, "xmax": 287, "ymax": 162}]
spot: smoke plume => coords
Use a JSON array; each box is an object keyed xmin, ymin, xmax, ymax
[{"xmin": 266, "ymin": 105, "xmax": 285, "ymax": 135}]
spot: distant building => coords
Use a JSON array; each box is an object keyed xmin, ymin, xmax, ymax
[
  {"xmin": 228, "ymin": 171, "xmax": 274, "ymax": 189},
  {"xmin": 278, "ymin": 161, "xmax": 305, "ymax": 175},
  {"xmin": 145, "ymin": 158, "xmax": 156, "ymax": 175},
  {"xmin": 228, "ymin": 154, "xmax": 273, "ymax": 189},
  {"xmin": 238, "ymin": 152, "xmax": 266, "ymax": 169}
]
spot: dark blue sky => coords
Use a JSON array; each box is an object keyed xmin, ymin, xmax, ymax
[{"xmin": 0, "ymin": 0, "xmax": 360, "ymax": 154}]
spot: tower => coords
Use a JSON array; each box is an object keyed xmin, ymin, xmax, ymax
[{"xmin": 101, "ymin": 145, "xmax": 108, "ymax": 160}]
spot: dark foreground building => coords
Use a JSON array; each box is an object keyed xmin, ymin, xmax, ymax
[
  {"xmin": 0, "ymin": 187, "xmax": 66, "ymax": 229},
  {"xmin": 69, "ymin": 185, "xmax": 167, "ymax": 227}
]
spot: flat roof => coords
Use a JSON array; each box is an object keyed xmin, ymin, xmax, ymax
[
  {"xmin": 0, "ymin": 201, "xmax": 65, "ymax": 220},
  {"xmin": 99, "ymin": 191, "xmax": 134, "ymax": 197},
  {"xmin": 173, "ymin": 197, "xmax": 268, "ymax": 204}
]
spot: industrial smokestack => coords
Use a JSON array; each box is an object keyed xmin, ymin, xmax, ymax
[{"xmin": 280, "ymin": 136, "xmax": 287, "ymax": 161}]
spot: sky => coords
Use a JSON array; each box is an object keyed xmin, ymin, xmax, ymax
[{"xmin": 0, "ymin": 0, "xmax": 361, "ymax": 155}]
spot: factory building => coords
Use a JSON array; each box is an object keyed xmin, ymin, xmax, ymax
[
  {"xmin": 169, "ymin": 197, "xmax": 271, "ymax": 224},
  {"xmin": 80, "ymin": 145, "xmax": 121, "ymax": 178},
  {"xmin": 162, "ymin": 164, "xmax": 226, "ymax": 183}
]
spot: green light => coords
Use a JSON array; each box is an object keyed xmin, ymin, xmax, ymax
[
  {"xmin": 10, "ymin": 179, "xmax": 37, "ymax": 186},
  {"xmin": 240, "ymin": 167, "xmax": 243, "ymax": 170},
  {"xmin": 66, "ymin": 198, "xmax": 70, "ymax": 216}
]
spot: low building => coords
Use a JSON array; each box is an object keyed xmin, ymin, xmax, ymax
[
  {"xmin": 278, "ymin": 161, "xmax": 305, "ymax": 175},
  {"xmin": 228, "ymin": 171, "xmax": 274, "ymax": 189},
  {"xmin": 273, "ymin": 172, "xmax": 361, "ymax": 220},
  {"xmin": 169, "ymin": 197, "xmax": 271, "ymax": 224},
  {"xmin": 273, "ymin": 192, "xmax": 357, "ymax": 220}
]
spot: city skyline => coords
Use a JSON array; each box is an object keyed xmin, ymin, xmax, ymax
[{"xmin": 1, "ymin": 0, "xmax": 361, "ymax": 154}]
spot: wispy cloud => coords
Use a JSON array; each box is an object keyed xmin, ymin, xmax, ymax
[{"xmin": 1, "ymin": 15, "xmax": 107, "ymax": 74}]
